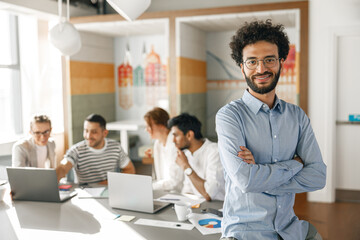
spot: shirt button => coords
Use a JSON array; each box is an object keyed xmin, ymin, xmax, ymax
[
  {"xmin": 274, "ymin": 159, "xmax": 278, "ymax": 162},
  {"xmin": 274, "ymin": 135, "xmax": 277, "ymax": 139},
  {"xmin": 265, "ymin": 191, "xmax": 269, "ymax": 193},
  {"xmin": 278, "ymin": 205, "xmax": 281, "ymax": 208},
  {"xmin": 263, "ymin": 104, "xmax": 266, "ymax": 108}
]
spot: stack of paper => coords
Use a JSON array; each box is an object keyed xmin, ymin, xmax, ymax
[{"xmin": 155, "ymin": 193, "xmax": 205, "ymax": 206}]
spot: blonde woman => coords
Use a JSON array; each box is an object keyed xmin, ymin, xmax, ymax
[{"xmin": 12, "ymin": 115, "xmax": 56, "ymax": 168}]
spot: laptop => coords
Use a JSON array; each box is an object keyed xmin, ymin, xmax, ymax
[
  {"xmin": 6, "ymin": 167, "xmax": 77, "ymax": 202},
  {"xmin": 108, "ymin": 172, "xmax": 170, "ymax": 213}
]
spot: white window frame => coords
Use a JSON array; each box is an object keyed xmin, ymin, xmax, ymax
[{"xmin": 0, "ymin": 13, "xmax": 23, "ymax": 139}]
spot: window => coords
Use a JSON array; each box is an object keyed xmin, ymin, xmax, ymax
[
  {"xmin": 0, "ymin": 11, "xmax": 64, "ymax": 143},
  {"xmin": 0, "ymin": 12, "xmax": 22, "ymax": 138}
]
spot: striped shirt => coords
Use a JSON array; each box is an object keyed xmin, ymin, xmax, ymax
[{"xmin": 65, "ymin": 138, "xmax": 130, "ymax": 184}]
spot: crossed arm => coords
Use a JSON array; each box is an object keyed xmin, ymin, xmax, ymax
[
  {"xmin": 239, "ymin": 146, "xmax": 304, "ymax": 166},
  {"xmin": 216, "ymin": 109, "xmax": 326, "ymax": 195}
]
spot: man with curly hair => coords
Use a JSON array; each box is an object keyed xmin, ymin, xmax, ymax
[{"xmin": 216, "ymin": 20, "xmax": 326, "ymax": 240}]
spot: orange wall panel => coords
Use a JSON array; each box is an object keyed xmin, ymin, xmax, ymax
[
  {"xmin": 70, "ymin": 61, "xmax": 115, "ymax": 95},
  {"xmin": 177, "ymin": 57, "xmax": 207, "ymax": 94}
]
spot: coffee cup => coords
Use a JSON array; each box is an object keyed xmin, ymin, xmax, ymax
[{"xmin": 174, "ymin": 202, "xmax": 192, "ymax": 221}]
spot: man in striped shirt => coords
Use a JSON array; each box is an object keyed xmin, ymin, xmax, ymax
[{"xmin": 56, "ymin": 114, "xmax": 135, "ymax": 184}]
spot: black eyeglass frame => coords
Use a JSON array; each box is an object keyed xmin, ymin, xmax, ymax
[
  {"xmin": 31, "ymin": 129, "xmax": 51, "ymax": 137},
  {"xmin": 242, "ymin": 57, "xmax": 282, "ymax": 70}
]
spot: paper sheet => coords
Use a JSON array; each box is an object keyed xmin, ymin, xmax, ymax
[
  {"xmin": 188, "ymin": 213, "xmax": 222, "ymax": 235},
  {"xmin": 155, "ymin": 193, "xmax": 205, "ymax": 206},
  {"xmin": 134, "ymin": 218, "xmax": 194, "ymax": 230},
  {"xmin": 116, "ymin": 215, "xmax": 136, "ymax": 222},
  {"xmin": 76, "ymin": 187, "xmax": 108, "ymax": 198}
]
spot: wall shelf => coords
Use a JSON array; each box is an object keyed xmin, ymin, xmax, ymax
[{"xmin": 336, "ymin": 121, "xmax": 360, "ymax": 125}]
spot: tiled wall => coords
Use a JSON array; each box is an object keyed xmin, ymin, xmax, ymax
[{"xmin": 69, "ymin": 32, "xmax": 115, "ymax": 145}]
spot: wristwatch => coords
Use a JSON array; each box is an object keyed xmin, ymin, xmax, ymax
[{"xmin": 184, "ymin": 167, "xmax": 193, "ymax": 176}]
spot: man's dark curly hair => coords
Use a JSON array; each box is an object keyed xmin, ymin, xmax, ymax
[{"xmin": 230, "ymin": 19, "xmax": 290, "ymax": 67}]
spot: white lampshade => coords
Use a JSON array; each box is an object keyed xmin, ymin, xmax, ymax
[
  {"xmin": 106, "ymin": 0, "xmax": 151, "ymax": 21},
  {"xmin": 49, "ymin": 21, "xmax": 82, "ymax": 56}
]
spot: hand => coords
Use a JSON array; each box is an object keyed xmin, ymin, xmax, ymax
[
  {"xmin": 55, "ymin": 161, "xmax": 73, "ymax": 182},
  {"xmin": 238, "ymin": 146, "xmax": 255, "ymax": 164},
  {"xmin": 144, "ymin": 148, "xmax": 153, "ymax": 158},
  {"xmin": 294, "ymin": 156, "xmax": 304, "ymax": 165},
  {"xmin": 175, "ymin": 149, "xmax": 190, "ymax": 170},
  {"xmin": 55, "ymin": 165, "xmax": 65, "ymax": 182}
]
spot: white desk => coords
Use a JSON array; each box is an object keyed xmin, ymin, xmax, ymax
[
  {"xmin": 0, "ymin": 184, "xmax": 223, "ymax": 240},
  {"xmin": 106, "ymin": 120, "xmax": 145, "ymax": 154}
]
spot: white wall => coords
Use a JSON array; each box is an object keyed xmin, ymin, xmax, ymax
[
  {"xmin": 177, "ymin": 22, "xmax": 206, "ymax": 60},
  {"xmin": 71, "ymin": 31, "xmax": 114, "ymax": 64},
  {"xmin": 308, "ymin": 0, "xmax": 360, "ymax": 202}
]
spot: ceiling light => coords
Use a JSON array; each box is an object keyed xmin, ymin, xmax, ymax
[
  {"xmin": 49, "ymin": 22, "xmax": 81, "ymax": 56},
  {"xmin": 106, "ymin": 0, "xmax": 151, "ymax": 21},
  {"xmin": 49, "ymin": 0, "xmax": 81, "ymax": 56}
]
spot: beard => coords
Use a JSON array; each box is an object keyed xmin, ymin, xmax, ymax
[
  {"xmin": 178, "ymin": 140, "xmax": 191, "ymax": 151},
  {"xmin": 86, "ymin": 138, "xmax": 102, "ymax": 148},
  {"xmin": 244, "ymin": 67, "xmax": 281, "ymax": 94},
  {"xmin": 179, "ymin": 143, "xmax": 190, "ymax": 151}
]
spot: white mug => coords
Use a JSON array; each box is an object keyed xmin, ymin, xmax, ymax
[{"xmin": 174, "ymin": 202, "xmax": 192, "ymax": 221}]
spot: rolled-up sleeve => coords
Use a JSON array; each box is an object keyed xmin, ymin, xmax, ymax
[{"xmin": 203, "ymin": 145, "xmax": 225, "ymax": 200}]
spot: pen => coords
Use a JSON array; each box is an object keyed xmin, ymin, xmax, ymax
[
  {"xmin": 159, "ymin": 198, "xmax": 180, "ymax": 201},
  {"xmin": 114, "ymin": 214, "xmax": 121, "ymax": 220}
]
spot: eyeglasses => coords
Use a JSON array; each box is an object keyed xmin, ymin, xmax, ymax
[
  {"xmin": 243, "ymin": 57, "xmax": 280, "ymax": 70},
  {"xmin": 31, "ymin": 130, "xmax": 51, "ymax": 137}
]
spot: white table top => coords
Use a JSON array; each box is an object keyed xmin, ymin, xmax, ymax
[{"xmin": 0, "ymin": 184, "xmax": 223, "ymax": 240}]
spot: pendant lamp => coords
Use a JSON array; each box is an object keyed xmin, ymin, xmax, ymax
[
  {"xmin": 106, "ymin": 0, "xmax": 151, "ymax": 21},
  {"xmin": 49, "ymin": 0, "xmax": 81, "ymax": 56}
]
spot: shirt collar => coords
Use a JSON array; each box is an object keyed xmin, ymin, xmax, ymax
[
  {"xmin": 273, "ymin": 95, "xmax": 283, "ymax": 113},
  {"xmin": 242, "ymin": 89, "xmax": 283, "ymax": 114},
  {"xmin": 184, "ymin": 138, "xmax": 209, "ymax": 157},
  {"xmin": 88, "ymin": 138, "xmax": 107, "ymax": 153}
]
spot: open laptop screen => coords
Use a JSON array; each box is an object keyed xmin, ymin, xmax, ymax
[
  {"xmin": 7, "ymin": 167, "xmax": 76, "ymax": 202},
  {"xmin": 108, "ymin": 172, "xmax": 169, "ymax": 213}
]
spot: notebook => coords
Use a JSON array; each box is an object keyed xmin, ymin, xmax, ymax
[
  {"xmin": 6, "ymin": 167, "xmax": 77, "ymax": 202},
  {"xmin": 108, "ymin": 172, "xmax": 170, "ymax": 213}
]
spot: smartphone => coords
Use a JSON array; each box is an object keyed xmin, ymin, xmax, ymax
[
  {"xmin": 201, "ymin": 208, "xmax": 223, "ymax": 217},
  {"xmin": 58, "ymin": 184, "xmax": 72, "ymax": 191}
]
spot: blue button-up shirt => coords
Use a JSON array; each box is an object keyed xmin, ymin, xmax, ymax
[{"xmin": 216, "ymin": 90, "xmax": 326, "ymax": 240}]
